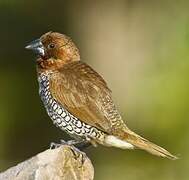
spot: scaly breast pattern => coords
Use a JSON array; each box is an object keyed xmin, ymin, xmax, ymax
[{"xmin": 38, "ymin": 72, "xmax": 105, "ymax": 141}]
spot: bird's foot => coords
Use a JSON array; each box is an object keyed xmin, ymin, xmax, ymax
[
  {"xmin": 50, "ymin": 142, "xmax": 62, "ymax": 149},
  {"xmin": 50, "ymin": 139, "xmax": 91, "ymax": 150},
  {"xmin": 50, "ymin": 139, "xmax": 89, "ymax": 164},
  {"xmin": 69, "ymin": 145, "xmax": 88, "ymax": 164},
  {"xmin": 66, "ymin": 139, "xmax": 91, "ymax": 150},
  {"xmin": 49, "ymin": 139, "xmax": 71, "ymax": 149}
]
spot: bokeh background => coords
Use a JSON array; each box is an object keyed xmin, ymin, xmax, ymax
[{"xmin": 0, "ymin": 0, "xmax": 189, "ymax": 179}]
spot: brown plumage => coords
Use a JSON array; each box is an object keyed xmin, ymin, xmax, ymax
[{"xmin": 26, "ymin": 32, "xmax": 177, "ymax": 160}]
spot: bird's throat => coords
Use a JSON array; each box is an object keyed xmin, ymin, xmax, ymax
[{"xmin": 36, "ymin": 58, "xmax": 67, "ymax": 73}]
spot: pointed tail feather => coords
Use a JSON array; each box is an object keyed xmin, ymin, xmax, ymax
[{"xmin": 121, "ymin": 130, "xmax": 178, "ymax": 160}]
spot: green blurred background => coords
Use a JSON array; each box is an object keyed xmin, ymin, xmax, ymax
[{"xmin": 0, "ymin": 0, "xmax": 189, "ymax": 179}]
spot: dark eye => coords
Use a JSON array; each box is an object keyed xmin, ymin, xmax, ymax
[{"xmin": 48, "ymin": 43, "xmax": 55, "ymax": 49}]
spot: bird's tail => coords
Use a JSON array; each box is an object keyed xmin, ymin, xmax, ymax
[
  {"xmin": 104, "ymin": 128, "xmax": 177, "ymax": 160},
  {"xmin": 120, "ymin": 129, "xmax": 178, "ymax": 160}
]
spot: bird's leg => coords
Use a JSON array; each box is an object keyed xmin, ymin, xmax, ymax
[
  {"xmin": 63, "ymin": 139, "xmax": 92, "ymax": 150},
  {"xmin": 50, "ymin": 139, "xmax": 91, "ymax": 164},
  {"xmin": 50, "ymin": 137, "xmax": 95, "ymax": 165},
  {"xmin": 49, "ymin": 139, "xmax": 74, "ymax": 149},
  {"xmin": 50, "ymin": 139, "xmax": 72, "ymax": 149},
  {"xmin": 61, "ymin": 139, "xmax": 78, "ymax": 145},
  {"xmin": 50, "ymin": 139, "xmax": 91, "ymax": 150},
  {"xmin": 50, "ymin": 142, "xmax": 62, "ymax": 149}
]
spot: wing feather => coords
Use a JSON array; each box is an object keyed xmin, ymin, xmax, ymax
[{"xmin": 49, "ymin": 61, "xmax": 124, "ymax": 133}]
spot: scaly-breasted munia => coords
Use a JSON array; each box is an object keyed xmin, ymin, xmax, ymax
[{"xmin": 26, "ymin": 32, "xmax": 177, "ymax": 159}]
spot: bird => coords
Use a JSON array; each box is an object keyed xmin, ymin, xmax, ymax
[{"xmin": 25, "ymin": 31, "xmax": 177, "ymax": 160}]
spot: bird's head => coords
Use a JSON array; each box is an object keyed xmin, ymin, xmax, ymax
[{"xmin": 26, "ymin": 32, "xmax": 80, "ymax": 69}]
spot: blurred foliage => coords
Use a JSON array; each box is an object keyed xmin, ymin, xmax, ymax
[{"xmin": 0, "ymin": 0, "xmax": 189, "ymax": 179}]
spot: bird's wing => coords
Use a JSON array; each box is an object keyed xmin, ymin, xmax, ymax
[{"xmin": 49, "ymin": 61, "xmax": 126, "ymax": 134}]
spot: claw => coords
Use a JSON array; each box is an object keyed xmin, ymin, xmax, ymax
[
  {"xmin": 49, "ymin": 139, "xmax": 89, "ymax": 165},
  {"xmin": 50, "ymin": 142, "xmax": 61, "ymax": 149},
  {"xmin": 70, "ymin": 145, "xmax": 87, "ymax": 165}
]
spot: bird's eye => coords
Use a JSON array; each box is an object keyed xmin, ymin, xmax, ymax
[{"xmin": 48, "ymin": 43, "xmax": 55, "ymax": 49}]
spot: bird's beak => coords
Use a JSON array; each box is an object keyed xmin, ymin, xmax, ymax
[{"xmin": 25, "ymin": 39, "xmax": 45, "ymax": 56}]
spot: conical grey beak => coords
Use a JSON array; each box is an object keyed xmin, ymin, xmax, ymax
[{"xmin": 25, "ymin": 39, "xmax": 45, "ymax": 56}]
